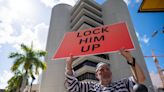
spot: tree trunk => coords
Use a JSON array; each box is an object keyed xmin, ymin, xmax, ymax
[
  {"xmin": 20, "ymin": 71, "xmax": 28, "ymax": 92},
  {"xmin": 30, "ymin": 79, "xmax": 34, "ymax": 92},
  {"xmin": 30, "ymin": 74, "xmax": 35, "ymax": 92}
]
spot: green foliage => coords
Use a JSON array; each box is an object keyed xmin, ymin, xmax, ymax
[
  {"xmin": 5, "ymin": 71, "xmax": 24, "ymax": 92},
  {"xmin": 5, "ymin": 43, "xmax": 47, "ymax": 92}
]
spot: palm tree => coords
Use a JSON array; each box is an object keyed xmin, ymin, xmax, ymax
[
  {"xmin": 8, "ymin": 43, "xmax": 47, "ymax": 92},
  {"xmin": 5, "ymin": 70, "xmax": 27, "ymax": 92}
]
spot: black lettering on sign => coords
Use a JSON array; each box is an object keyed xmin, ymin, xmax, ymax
[
  {"xmin": 94, "ymin": 35, "xmax": 104, "ymax": 42},
  {"xmin": 77, "ymin": 32, "xmax": 82, "ymax": 37},
  {"xmin": 78, "ymin": 25, "xmax": 109, "ymax": 53},
  {"xmin": 81, "ymin": 45, "xmax": 90, "ymax": 52},
  {"xmin": 79, "ymin": 35, "xmax": 104, "ymax": 44},
  {"xmin": 92, "ymin": 44, "xmax": 100, "ymax": 51},
  {"xmin": 102, "ymin": 26, "xmax": 109, "ymax": 33},
  {"xmin": 84, "ymin": 30, "xmax": 92, "ymax": 36},
  {"xmin": 79, "ymin": 38, "xmax": 88, "ymax": 44},
  {"xmin": 93, "ymin": 28, "xmax": 100, "ymax": 34},
  {"xmin": 77, "ymin": 26, "xmax": 109, "ymax": 38},
  {"xmin": 81, "ymin": 44, "xmax": 100, "ymax": 52}
]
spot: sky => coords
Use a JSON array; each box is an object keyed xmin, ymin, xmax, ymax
[{"xmin": 0, "ymin": 0, "xmax": 164, "ymax": 89}]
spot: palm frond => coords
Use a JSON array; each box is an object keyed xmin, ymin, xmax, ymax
[
  {"xmin": 21, "ymin": 43, "xmax": 31, "ymax": 52},
  {"xmin": 36, "ymin": 50, "xmax": 47, "ymax": 57},
  {"xmin": 40, "ymin": 61, "xmax": 47, "ymax": 70},
  {"xmin": 11, "ymin": 57, "xmax": 25, "ymax": 72},
  {"xmin": 33, "ymin": 58, "xmax": 47, "ymax": 71},
  {"xmin": 9, "ymin": 52, "xmax": 23, "ymax": 58}
]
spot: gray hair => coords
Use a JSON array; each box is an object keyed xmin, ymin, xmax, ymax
[{"xmin": 96, "ymin": 62, "xmax": 110, "ymax": 72}]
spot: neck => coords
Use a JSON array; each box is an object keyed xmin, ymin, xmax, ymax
[{"xmin": 100, "ymin": 79, "xmax": 111, "ymax": 87}]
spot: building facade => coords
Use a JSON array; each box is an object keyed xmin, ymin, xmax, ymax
[
  {"xmin": 40, "ymin": 0, "xmax": 154, "ymax": 92},
  {"xmin": 23, "ymin": 84, "xmax": 39, "ymax": 92}
]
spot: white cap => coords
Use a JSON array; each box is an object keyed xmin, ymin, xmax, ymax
[{"xmin": 96, "ymin": 62, "xmax": 110, "ymax": 72}]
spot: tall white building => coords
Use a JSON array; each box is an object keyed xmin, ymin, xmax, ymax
[{"xmin": 40, "ymin": 0, "xmax": 154, "ymax": 92}]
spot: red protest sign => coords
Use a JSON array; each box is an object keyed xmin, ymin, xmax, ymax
[{"xmin": 53, "ymin": 22, "xmax": 135, "ymax": 59}]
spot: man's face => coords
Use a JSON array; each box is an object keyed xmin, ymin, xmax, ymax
[{"xmin": 96, "ymin": 64, "xmax": 112, "ymax": 82}]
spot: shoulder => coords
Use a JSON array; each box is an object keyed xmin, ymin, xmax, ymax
[
  {"xmin": 87, "ymin": 81, "xmax": 100, "ymax": 90},
  {"xmin": 112, "ymin": 77, "xmax": 136, "ymax": 89},
  {"xmin": 112, "ymin": 77, "xmax": 136, "ymax": 85}
]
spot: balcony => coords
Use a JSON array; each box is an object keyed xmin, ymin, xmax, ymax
[
  {"xmin": 71, "ymin": 2, "xmax": 102, "ymax": 23},
  {"xmin": 73, "ymin": 60, "xmax": 98, "ymax": 71},
  {"xmin": 71, "ymin": 15, "xmax": 103, "ymax": 31},
  {"xmin": 71, "ymin": 0, "xmax": 102, "ymax": 17},
  {"xmin": 71, "ymin": 8, "xmax": 103, "ymax": 28}
]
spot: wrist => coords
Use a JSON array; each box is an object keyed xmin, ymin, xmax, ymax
[
  {"xmin": 127, "ymin": 57, "xmax": 135, "ymax": 67},
  {"xmin": 66, "ymin": 65, "xmax": 73, "ymax": 71},
  {"xmin": 127, "ymin": 57, "xmax": 133, "ymax": 63}
]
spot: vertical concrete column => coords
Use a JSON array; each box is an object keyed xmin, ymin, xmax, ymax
[
  {"xmin": 40, "ymin": 4, "xmax": 72, "ymax": 92},
  {"xmin": 101, "ymin": 0, "xmax": 154, "ymax": 92}
]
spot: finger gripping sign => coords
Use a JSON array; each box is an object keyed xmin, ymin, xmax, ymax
[{"xmin": 53, "ymin": 22, "xmax": 135, "ymax": 59}]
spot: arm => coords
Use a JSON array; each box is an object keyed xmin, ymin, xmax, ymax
[
  {"xmin": 65, "ymin": 55, "xmax": 92, "ymax": 92},
  {"xmin": 119, "ymin": 48, "xmax": 146, "ymax": 84},
  {"xmin": 65, "ymin": 54, "xmax": 75, "ymax": 76}
]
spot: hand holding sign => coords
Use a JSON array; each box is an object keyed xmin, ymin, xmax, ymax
[
  {"xmin": 66, "ymin": 54, "xmax": 79, "ymax": 66},
  {"xmin": 65, "ymin": 53, "xmax": 78, "ymax": 75},
  {"xmin": 53, "ymin": 22, "xmax": 135, "ymax": 59},
  {"xmin": 119, "ymin": 48, "xmax": 133, "ymax": 62}
]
